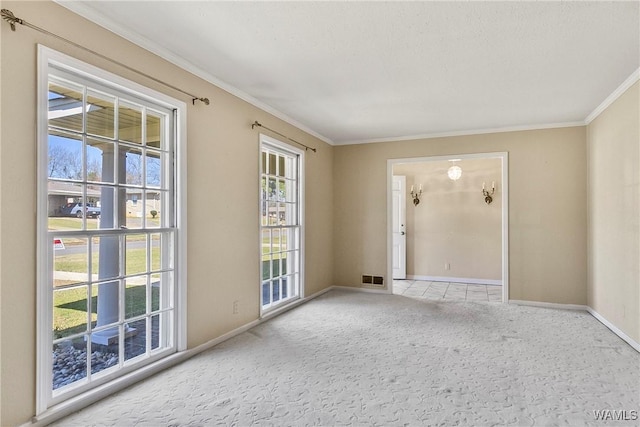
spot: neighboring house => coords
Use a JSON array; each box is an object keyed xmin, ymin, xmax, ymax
[
  {"xmin": 125, "ymin": 189, "xmax": 162, "ymax": 218},
  {"xmin": 47, "ymin": 181, "xmax": 100, "ymax": 216},
  {"xmin": 47, "ymin": 181, "xmax": 161, "ymax": 218}
]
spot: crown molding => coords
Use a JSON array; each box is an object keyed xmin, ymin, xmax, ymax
[
  {"xmin": 55, "ymin": 1, "xmax": 334, "ymax": 146},
  {"xmin": 336, "ymin": 121, "xmax": 586, "ymax": 146},
  {"xmin": 55, "ymin": 1, "xmax": 639, "ymax": 148},
  {"xmin": 585, "ymin": 67, "xmax": 640, "ymax": 125}
]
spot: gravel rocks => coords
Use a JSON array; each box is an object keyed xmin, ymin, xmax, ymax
[
  {"xmin": 53, "ymin": 342, "xmax": 117, "ymax": 390},
  {"xmin": 52, "ymin": 319, "xmax": 157, "ymax": 390}
]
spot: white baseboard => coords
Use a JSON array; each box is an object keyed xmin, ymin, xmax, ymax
[
  {"xmin": 261, "ymin": 287, "xmax": 334, "ymax": 321},
  {"xmin": 170, "ymin": 287, "xmax": 337, "ymax": 362},
  {"xmin": 332, "ymin": 285, "xmax": 389, "ymax": 294},
  {"xmin": 26, "ymin": 286, "xmax": 335, "ymax": 427},
  {"xmin": 24, "ymin": 287, "xmax": 639, "ymax": 426},
  {"xmin": 510, "ymin": 300, "xmax": 639, "ymax": 353},
  {"xmin": 28, "ymin": 350, "xmax": 193, "ymax": 427},
  {"xmin": 587, "ymin": 307, "xmax": 640, "ymax": 353},
  {"xmin": 184, "ymin": 319, "xmax": 262, "ymax": 358},
  {"xmin": 509, "ymin": 299, "xmax": 588, "ymax": 311},
  {"xmin": 406, "ymin": 275, "xmax": 502, "ymax": 286}
]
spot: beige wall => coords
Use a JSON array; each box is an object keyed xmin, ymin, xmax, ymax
[
  {"xmin": 334, "ymin": 127, "xmax": 587, "ymax": 304},
  {"xmin": 587, "ymin": 81, "xmax": 640, "ymax": 343},
  {"xmin": 394, "ymin": 159, "xmax": 502, "ymax": 281},
  {"xmin": 1, "ymin": 1, "xmax": 636, "ymax": 425},
  {"xmin": 0, "ymin": 1, "xmax": 333, "ymax": 425}
]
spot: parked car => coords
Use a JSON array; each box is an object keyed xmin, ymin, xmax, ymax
[{"xmin": 59, "ymin": 202, "xmax": 101, "ymax": 218}]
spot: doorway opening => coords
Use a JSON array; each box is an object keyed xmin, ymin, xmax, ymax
[{"xmin": 387, "ymin": 152, "xmax": 509, "ymax": 303}]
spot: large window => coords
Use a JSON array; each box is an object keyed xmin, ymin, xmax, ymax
[
  {"xmin": 38, "ymin": 48, "xmax": 185, "ymax": 412},
  {"xmin": 260, "ymin": 136, "xmax": 304, "ymax": 313}
]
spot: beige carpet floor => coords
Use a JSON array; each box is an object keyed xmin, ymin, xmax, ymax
[{"xmin": 54, "ymin": 290, "xmax": 639, "ymax": 426}]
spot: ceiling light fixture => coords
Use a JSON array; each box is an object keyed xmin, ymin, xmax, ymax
[{"xmin": 447, "ymin": 159, "xmax": 462, "ymax": 181}]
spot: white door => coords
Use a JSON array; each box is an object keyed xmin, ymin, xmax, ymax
[{"xmin": 392, "ymin": 176, "xmax": 407, "ymax": 279}]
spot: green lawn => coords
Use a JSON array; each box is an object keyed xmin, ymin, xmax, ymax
[
  {"xmin": 54, "ymin": 247, "xmax": 159, "ymax": 287},
  {"xmin": 262, "ymin": 257, "xmax": 287, "ymax": 280},
  {"xmin": 261, "ymin": 235, "xmax": 287, "ymax": 257},
  {"xmin": 48, "ymin": 217, "xmax": 160, "ymax": 241},
  {"xmin": 54, "ymin": 284, "xmax": 160, "ymax": 339},
  {"xmin": 55, "ymin": 252, "xmax": 99, "ymax": 279},
  {"xmin": 50, "ymin": 216, "xmax": 164, "ymax": 339},
  {"xmin": 49, "ymin": 217, "xmax": 99, "ymax": 231}
]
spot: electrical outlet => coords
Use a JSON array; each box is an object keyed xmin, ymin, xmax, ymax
[
  {"xmin": 445, "ymin": 263, "xmax": 450, "ymax": 270},
  {"xmin": 232, "ymin": 300, "xmax": 239, "ymax": 315}
]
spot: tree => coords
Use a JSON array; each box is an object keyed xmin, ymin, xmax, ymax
[
  {"xmin": 146, "ymin": 156, "xmax": 161, "ymax": 187},
  {"xmin": 87, "ymin": 158, "xmax": 101, "ymax": 182},
  {"xmin": 126, "ymin": 151, "xmax": 143, "ymax": 185},
  {"xmin": 126, "ymin": 151, "xmax": 161, "ymax": 186},
  {"xmin": 48, "ymin": 144, "xmax": 82, "ymax": 180}
]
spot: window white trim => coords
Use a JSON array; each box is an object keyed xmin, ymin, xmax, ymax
[
  {"xmin": 36, "ymin": 45, "xmax": 187, "ymax": 415},
  {"xmin": 174, "ymin": 108, "xmax": 188, "ymax": 353},
  {"xmin": 259, "ymin": 134, "xmax": 305, "ymax": 316}
]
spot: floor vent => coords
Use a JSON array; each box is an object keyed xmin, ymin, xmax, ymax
[{"xmin": 362, "ymin": 275, "xmax": 384, "ymax": 286}]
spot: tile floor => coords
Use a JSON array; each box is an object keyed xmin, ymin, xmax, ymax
[{"xmin": 393, "ymin": 279, "xmax": 502, "ymax": 303}]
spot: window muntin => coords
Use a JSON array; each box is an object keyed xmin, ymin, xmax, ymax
[
  {"xmin": 260, "ymin": 140, "xmax": 303, "ymax": 312},
  {"xmin": 44, "ymin": 68, "xmax": 177, "ymax": 403}
]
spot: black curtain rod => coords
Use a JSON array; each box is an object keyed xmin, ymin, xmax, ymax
[
  {"xmin": 252, "ymin": 121, "xmax": 317, "ymax": 153},
  {"xmin": 1, "ymin": 9, "xmax": 210, "ymax": 106}
]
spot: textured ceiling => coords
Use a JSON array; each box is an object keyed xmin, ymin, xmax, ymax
[{"xmin": 59, "ymin": 1, "xmax": 640, "ymax": 145}]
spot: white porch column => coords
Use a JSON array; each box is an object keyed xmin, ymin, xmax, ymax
[{"xmin": 93, "ymin": 145, "xmax": 127, "ymax": 345}]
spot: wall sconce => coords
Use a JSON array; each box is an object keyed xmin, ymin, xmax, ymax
[
  {"xmin": 482, "ymin": 182, "xmax": 495, "ymax": 204},
  {"xmin": 410, "ymin": 184, "xmax": 423, "ymax": 206}
]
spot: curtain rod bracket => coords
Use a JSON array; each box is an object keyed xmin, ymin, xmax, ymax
[
  {"xmin": 1, "ymin": 8, "xmax": 211, "ymax": 106},
  {"xmin": 1, "ymin": 9, "xmax": 22, "ymax": 31},
  {"xmin": 192, "ymin": 97, "xmax": 210, "ymax": 106},
  {"xmin": 252, "ymin": 121, "xmax": 316, "ymax": 153}
]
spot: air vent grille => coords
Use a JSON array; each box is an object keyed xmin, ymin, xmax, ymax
[{"xmin": 362, "ymin": 275, "xmax": 384, "ymax": 286}]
